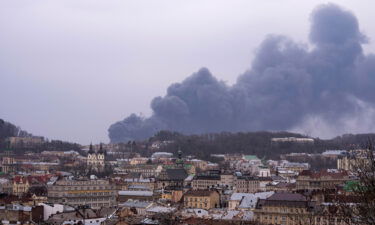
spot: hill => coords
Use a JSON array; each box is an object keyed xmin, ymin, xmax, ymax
[
  {"xmin": 148, "ymin": 131, "xmax": 373, "ymax": 160},
  {"xmin": 0, "ymin": 118, "xmax": 81, "ymax": 152}
]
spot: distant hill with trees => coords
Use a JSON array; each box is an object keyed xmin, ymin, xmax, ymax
[
  {"xmin": 0, "ymin": 119, "xmax": 31, "ymax": 140},
  {"xmin": 0, "ymin": 118, "xmax": 81, "ymax": 153},
  {"xmin": 148, "ymin": 130, "xmax": 375, "ymax": 160}
]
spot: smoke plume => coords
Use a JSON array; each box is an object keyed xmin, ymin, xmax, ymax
[{"xmin": 109, "ymin": 4, "xmax": 375, "ymax": 143}]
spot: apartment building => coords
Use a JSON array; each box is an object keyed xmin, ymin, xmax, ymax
[
  {"xmin": 191, "ymin": 175, "xmax": 220, "ymax": 190},
  {"xmin": 122, "ymin": 177, "xmax": 155, "ymax": 191},
  {"xmin": 184, "ymin": 190, "xmax": 220, "ymax": 210},
  {"xmin": 337, "ymin": 150, "xmax": 371, "ymax": 172},
  {"xmin": 192, "ymin": 170, "xmax": 235, "ymax": 190},
  {"xmin": 47, "ymin": 178, "xmax": 116, "ymax": 209},
  {"xmin": 254, "ymin": 192, "xmax": 315, "ymax": 225},
  {"xmin": 234, "ymin": 176, "xmax": 260, "ymax": 193},
  {"xmin": 296, "ymin": 170, "xmax": 349, "ymax": 190},
  {"xmin": 121, "ymin": 165, "xmax": 163, "ymax": 178},
  {"xmin": 279, "ymin": 162, "xmax": 310, "ymax": 174}
]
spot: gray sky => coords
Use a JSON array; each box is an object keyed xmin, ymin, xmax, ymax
[{"xmin": 1, "ymin": 0, "xmax": 374, "ymax": 144}]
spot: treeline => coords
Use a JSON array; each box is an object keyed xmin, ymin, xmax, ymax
[
  {"xmin": 0, "ymin": 118, "xmax": 81, "ymax": 154},
  {"xmin": 148, "ymin": 130, "xmax": 370, "ymax": 160},
  {"xmin": 0, "ymin": 119, "xmax": 31, "ymax": 140},
  {"xmin": 0, "ymin": 119, "xmax": 32, "ymax": 148}
]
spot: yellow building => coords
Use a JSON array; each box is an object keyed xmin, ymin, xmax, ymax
[
  {"xmin": 47, "ymin": 178, "xmax": 116, "ymax": 209},
  {"xmin": 161, "ymin": 189, "xmax": 183, "ymax": 203},
  {"xmin": 1, "ymin": 156, "xmax": 15, "ymax": 173},
  {"xmin": 296, "ymin": 170, "xmax": 349, "ymax": 190},
  {"xmin": 184, "ymin": 190, "xmax": 220, "ymax": 210},
  {"xmin": 234, "ymin": 176, "xmax": 260, "ymax": 193},
  {"xmin": 13, "ymin": 177, "xmax": 30, "ymax": 196},
  {"xmin": 337, "ymin": 150, "xmax": 371, "ymax": 172},
  {"xmin": 254, "ymin": 192, "xmax": 315, "ymax": 225}
]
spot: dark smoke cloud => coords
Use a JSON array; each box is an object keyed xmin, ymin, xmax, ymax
[{"xmin": 109, "ymin": 4, "xmax": 375, "ymax": 143}]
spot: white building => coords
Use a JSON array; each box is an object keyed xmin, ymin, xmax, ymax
[{"xmin": 38, "ymin": 203, "xmax": 65, "ymax": 221}]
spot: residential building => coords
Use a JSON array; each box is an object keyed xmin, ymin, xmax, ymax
[
  {"xmin": 337, "ymin": 150, "xmax": 371, "ymax": 172},
  {"xmin": 296, "ymin": 170, "xmax": 350, "ymax": 190},
  {"xmin": 0, "ymin": 204, "xmax": 44, "ymax": 224},
  {"xmin": 254, "ymin": 192, "xmax": 315, "ymax": 225},
  {"xmin": 10, "ymin": 175, "xmax": 48, "ymax": 196},
  {"xmin": 156, "ymin": 168, "xmax": 188, "ymax": 189},
  {"xmin": 117, "ymin": 190, "xmax": 157, "ymax": 202},
  {"xmin": 258, "ymin": 166, "xmax": 271, "ymax": 177},
  {"xmin": 187, "ymin": 159, "xmax": 208, "ymax": 171},
  {"xmin": 228, "ymin": 191, "xmax": 274, "ymax": 210},
  {"xmin": 220, "ymin": 173, "xmax": 234, "ymax": 188},
  {"xmin": 121, "ymin": 165, "xmax": 163, "ymax": 178},
  {"xmin": 192, "ymin": 170, "xmax": 234, "ymax": 190},
  {"xmin": 119, "ymin": 200, "xmax": 153, "ymax": 216},
  {"xmin": 192, "ymin": 174, "xmax": 220, "ymax": 190},
  {"xmin": 184, "ymin": 190, "xmax": 220, "ymax": 209},
  {"xmin": 122, "ymin": 177, "xmax": 155, "ymax": 191},
  {"xmin": 234, "ymin": 176, "xmax": 260, "ymax": 193},
  {"xmin": 1, "ymin": 156, "xmax": 15, "ymax": 174},
  {"xmin": 46, "ymin": 207, "xmax": 115, "ymax": 225},
  {"xmin": 47, "ymin": 178, "xmax": 116, "ymax": 209},
  {"xmin": 279, "ymin": 162, "xmax": 310, "ymax": 174}
]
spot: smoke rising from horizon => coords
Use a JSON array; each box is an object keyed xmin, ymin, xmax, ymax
[{"xmin": 108, "ymin": 3, "xmax": 375, "ymax": 143}]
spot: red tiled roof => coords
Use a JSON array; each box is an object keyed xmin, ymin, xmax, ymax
[
  {"xmin": 299, "ymin": 170, "xmax": 348, "ymax": 179},
  {"xmin": 13, "ymin": 175, "xmax": 49, "ymax": 184}
]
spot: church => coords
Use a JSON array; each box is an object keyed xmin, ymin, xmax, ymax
[{"xmin": 87, "ymin": 143, "xmax": 106, "ymax": 172}]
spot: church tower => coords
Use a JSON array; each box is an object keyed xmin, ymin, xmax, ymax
[{"xmin": 87, "ymin": 143, "xmax": 105, "ymax": 172}]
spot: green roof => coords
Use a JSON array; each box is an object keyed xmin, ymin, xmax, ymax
[
  {"xmin": 244, "ymin": 155, "xmax": 260, "ymax": 160},
  {"xmin": 344, "ymin": 180, "xmax": 360, "ymax": 192}
]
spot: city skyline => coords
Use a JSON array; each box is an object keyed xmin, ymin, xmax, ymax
[{"xmin": 1, "ymin": 1, "xmax": 375, "ymax": 144}]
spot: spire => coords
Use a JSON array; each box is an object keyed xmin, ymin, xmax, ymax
[
  {"xmin": 98, "ymin": 143, "xmax": 105, "ymax": 154},
  {"xmin": 176, "ymin": 147, "xmax": 183, "ymax": 167},
  {"xmin": 276, "ymin": 167, "xmax": 279, "ymax": 177},
  {"xmin": 88, "ymin": 143, "xmax": 95, "ymax": 154}
]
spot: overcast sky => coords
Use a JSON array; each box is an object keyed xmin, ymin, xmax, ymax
[{"xmin": 1, "ymin": 0, "xmax": 374, "ymax": 144}]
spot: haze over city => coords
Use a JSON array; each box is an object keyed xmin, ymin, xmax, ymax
[
  {"xmin": 1, "ymin": 0, "xmax": 375, "ymax": 144},
  {"xmin": 2, "ymin": 2, "xmax": 375, "ymax": 224}
]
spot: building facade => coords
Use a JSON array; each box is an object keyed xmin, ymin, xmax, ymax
[
  {"xmin": 184, "ymin": 190, "xmax": 220, "ymax": 210},
  {"xmin": 87, "ymin": 144, "xmax": 105, "ymax": 171},
  {"xmin": 296, "ymin": 170, "xmax": 349, "ymax": 190},
  {"xmin": 47, "ymin": 178, "xmax": 116, "ymax": 209},
  {"xmin": 254, "ymin": 192, "xmax": 315, "ymax": 225},
  {"xmin": 234, "ymin": 176, "xmax": 260, "ymax": 193}
]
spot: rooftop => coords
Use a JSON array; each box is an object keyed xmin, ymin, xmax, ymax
[
  {"xmin": 185, "ymin": 190, "xmax": 217, "ymax": 197},
  {"xmin": 267, "ymin": 192, "xmax": 307, "ymax": 201},
  {"xmin": 118, "ymin": 190, "xmax": 153, "ymax": 196}
]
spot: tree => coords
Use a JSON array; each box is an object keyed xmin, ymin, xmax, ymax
[{"xmin": 334, "ymin": 141, "xmax": 375, "ymax": 225}]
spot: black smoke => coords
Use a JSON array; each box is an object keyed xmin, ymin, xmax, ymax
[{"xmin": 109, "ymin": 4, "xmax": 375, "ymax": 143}]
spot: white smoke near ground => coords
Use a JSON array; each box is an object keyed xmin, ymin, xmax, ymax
[
  {"xmin": 109, "ymin": 3, "xmax": 375, "ymax": 143},
  {"xmin": 293, "ymin": 97, "xmax": 375, "ymax": 139}
]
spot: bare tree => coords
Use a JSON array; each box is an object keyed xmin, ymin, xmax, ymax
[{"xmin": 335, "ymin": 141, "xmax": 375, "ymax": 225}]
